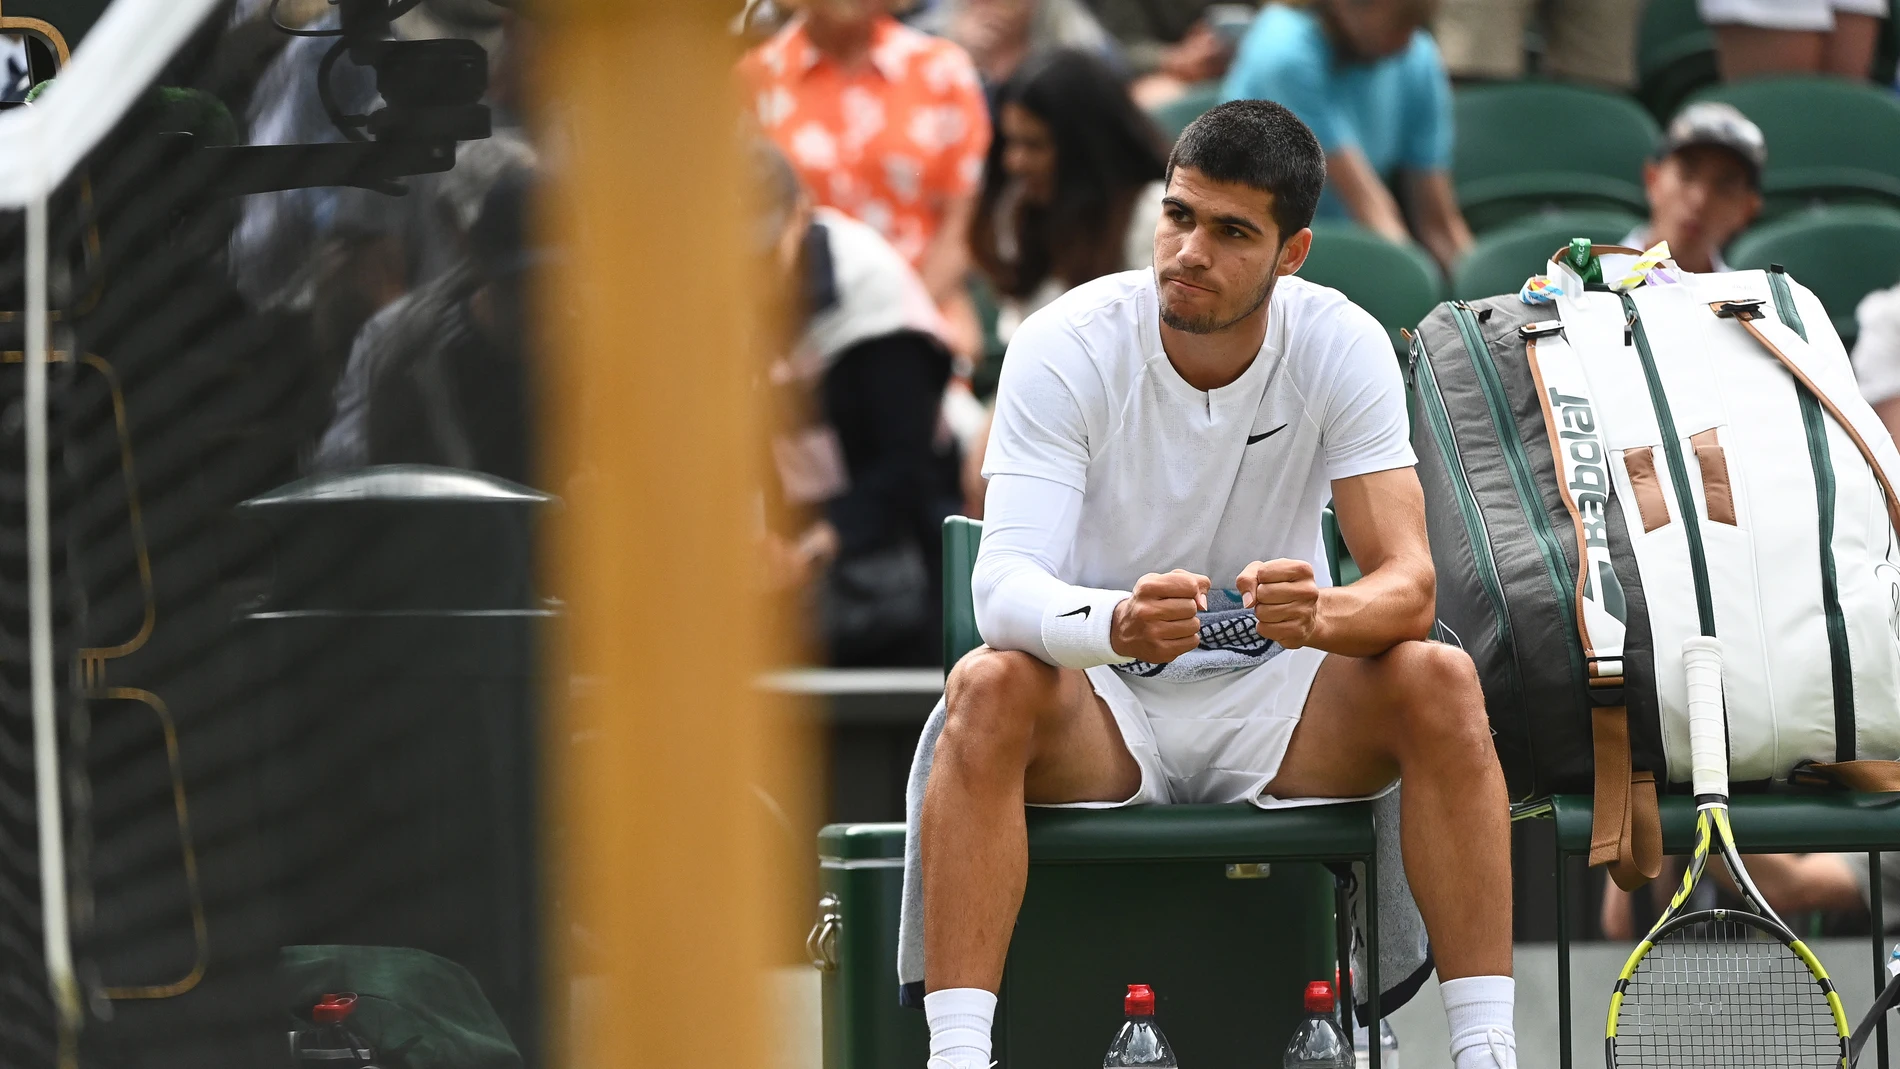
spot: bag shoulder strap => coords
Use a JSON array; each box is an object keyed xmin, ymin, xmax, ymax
[{"xmin": 1589, "ymin": 704, "xmax": 1662, "ymax": 889}]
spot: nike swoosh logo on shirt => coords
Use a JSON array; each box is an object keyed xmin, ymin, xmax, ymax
[
  {"xmin": 1057, "ymin": 605, "xmax": 1091, "ymax": 620},
  {"xmin": 1246, "ymin": 424, "xmax": 1289, "ymax": 445}
]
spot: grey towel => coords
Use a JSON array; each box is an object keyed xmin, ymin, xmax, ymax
[{"xmin": 896, "ymin": 698, "xmax": 1433, "ymax": 1018}]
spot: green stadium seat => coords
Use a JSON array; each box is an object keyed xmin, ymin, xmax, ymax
[
  {"xmin": 1635, "ymin": 0, "xmax": 1718, "ymax": 121},
  {"xmin": 1725, "ymin": 204, "xmax": 1900, "ymax": 347},
  {"xmin": 1148, "ymin": 81, "xmax": 1222, "ymax": 143},
  {"xmin": 1453, "ymin": 83, "xmax": 1660, "ymax": 232},
  {"xmin": 1449, "ymin": 209, "xmax": 1647, "ymax": 301},
  {"xmin": 1689, "ymin": 77, "xmax": 1900, "ymax": 218},
  {"xmin": 1297, "ymin": 223, "xmax": 1445, "ymax": 353}
]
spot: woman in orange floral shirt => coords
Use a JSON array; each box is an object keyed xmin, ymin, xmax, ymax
[{"xmin": 739, "ymin": 0, "xmax": 992, "ymax": 350}]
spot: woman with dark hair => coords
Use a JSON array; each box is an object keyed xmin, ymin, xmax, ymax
[
  {"xmin": 963, "ymin": 50, "xmax": 1167, "ymax": 514},
  {"xmin": 971, "ymin": 49, "xmax": 1169, "ymax": 346}
]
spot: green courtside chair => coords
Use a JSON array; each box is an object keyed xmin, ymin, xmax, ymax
[
  {"xmin": 1726, "ymin": 203, "xmax": 1900, "ymax": 348},
  {"xmin": 1297, "ymin": 223, "xmax": 1445, "ymax": 355},
  {"xmin": 1453, "ymin": 83, "xmax": 1661, "ymax": 232},
  {"xmin": 934, "ymin": 514, "xmax": 1386, "ymax": 1067},
  {"xmin": 1635, "ymin": 0, "xmax": 1718, "ymax": 121},
  {"xmin": 1689, "ymin": 77, "xmax": 1900, "ymax": 219},
  {"xmin": 1449, "ymin": 209, "xmax": 1646, "ymax": 301}
]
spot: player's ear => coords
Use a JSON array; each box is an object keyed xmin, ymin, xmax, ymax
[{"xmin": 1275, "ymin": 227, "xmax": 1313, "ymax": 277}]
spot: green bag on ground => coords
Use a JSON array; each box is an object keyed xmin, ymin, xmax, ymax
[{"xmin": 281, "ymin": 945, "xmax": 522, "ymax": 1069}]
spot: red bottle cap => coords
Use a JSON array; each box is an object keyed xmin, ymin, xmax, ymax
[
  {"xmin": 1124, "ymin": 984, "xmax": 1155, "ymax": 1016},
  {"xmin": 313, "ymin": 993, "xmax": 357, "ymax": 1024},
  {"xmin": 1304, "ymin": 980, "xmax": 1335, "ymax": 1013}
]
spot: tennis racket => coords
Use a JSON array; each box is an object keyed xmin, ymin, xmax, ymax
[{"xmin": 1606, "ymin": 636, "xmax": 1852, "ymax": 1068}]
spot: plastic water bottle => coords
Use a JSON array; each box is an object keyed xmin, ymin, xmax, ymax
[
  {"xmin": 1285, "ymin": 981, "xmax": 1354, "ymax": 1069},
  {"xmin": 1104, "ymin": 983, "xmax": 1178, "ymax": 1067},
  {"xmin": 1887, "ymin": 942, "xmax": 1900, "ymax": 982},
  {"xmin": 289, "ymin": 993, "xmax": 380, "ymax": 1069},
  {"xmin": 1351, "ymin": 1018, "xmax": 1400, "ymax": 1069}
]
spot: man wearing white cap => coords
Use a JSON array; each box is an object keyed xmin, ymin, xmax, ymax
[{"xmin": 1622, "ymin": 101, "xmax": 1765, "ymax": 276}]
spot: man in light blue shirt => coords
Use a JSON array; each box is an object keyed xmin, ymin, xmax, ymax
[{"xmin": 1222, "ymin": 0, "xmax": 1472, "ymax": 269}]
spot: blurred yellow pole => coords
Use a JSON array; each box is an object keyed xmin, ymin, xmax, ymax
[{"xmin": 536, "ymin": 4, "xmax": 780, "ymax": 1069}]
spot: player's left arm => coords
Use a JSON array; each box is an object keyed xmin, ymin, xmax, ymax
[{"xmin": 1240, "ymin": 467, "xmax": 1434, "ymax": 657}]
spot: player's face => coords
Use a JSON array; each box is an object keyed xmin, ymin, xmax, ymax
[{"xmin": 1153, "ymin": 165, "xmax": 1311, "ymax": 335}]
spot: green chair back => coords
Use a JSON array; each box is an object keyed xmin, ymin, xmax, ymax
[
  {"xmin": 941, "ymin": 510, "xmax": 1351, "ymax": 669},
  {"xmin": 1689, "ymin": 77, "xmax": 1900, "ymax": 217},
  {"xmin": 1725, "ymin": 204, "xmax": 1900, "ymax": 347},
  {"xmin": 1449, "ymin": 209, "xmax": 1647, "ymax": 301},
  {"xmin": 1149, "ymin": 82, "xmax": 1223, "ymax": 144},
  {"xmin": 1453, "ymin": 83, "xmax": 1660, "ymax": 232},
  {"xmin": 1636, "ymin": 0, "xmax": 1718, "ymax": 120},
  {"xmin": 1297, "ymin": 223, "xmax": 1445, "ymax": 353}
]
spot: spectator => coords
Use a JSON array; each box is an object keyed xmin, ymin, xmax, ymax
[
  {"xmin": 754, "ymin": 144, "xmax": 964, "ymax": 666},
  {"xmin": 918, "ymin": 0, "xmax": 1122, "ymax": 90},
  {"xmin": 1221, "ymin": 0, "xmax": 1472, "ymax": 270},
  {"xmin": 1621, "ymin": 102, "xmax": 1764, "ymax": 274},
  {"xmin": 1698, "ymin": 0, "xmax": 1885, "ymax": 81},
  {"xmin": 971, "ymin": 49, "xmax": 1168, "ymax": 344},
  {"xmin": 1433, "ymin": 0, "xmax": 1641, "ymax": 90},
  {"xmin": 1088, "ymin": 0, "xmax": 1254, "ymax": 104},
  {"xmin": 1853, "ymin": 286, "xmax": 1900, "ymax": 443},
  {"xmin": 739, "ymin": 0, "xmax": 992, "ymax": 357},
  {"xmin": 313, "ymin": 135, "xmax": 539, "ymax": 477}
]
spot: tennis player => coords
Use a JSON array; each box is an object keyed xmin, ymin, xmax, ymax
[{"xmin": 920, "ymin": 100, "xmax": 1516, "ymax": 1069}]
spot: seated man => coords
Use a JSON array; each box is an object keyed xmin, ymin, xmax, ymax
[
  {"xmin": 1218, "ymin": 0, "xmax": 1472, "ymax": 271},
  {"xmin": 1621, "ymin": 102, "xmax": 1765, "ymax": 274},
  {"xmin": 918, "ymin": 100, "xmax": 1514, "ymax": 1069}
]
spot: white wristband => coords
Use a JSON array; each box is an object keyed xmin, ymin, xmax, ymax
[{"xmin": 1039, "ymin": 587, "xmax": 1135, "ymax": 669}]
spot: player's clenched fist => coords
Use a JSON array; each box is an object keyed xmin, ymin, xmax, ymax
[
  {"xmin": 1239, "ymin": 559, "xmax": 1320, "ymax": 649},
  {"xmin": 1110, "ymin": 569, "xmax": 1210, "ymax": 664}
]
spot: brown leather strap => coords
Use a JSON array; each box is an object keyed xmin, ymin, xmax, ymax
[
  {"xmin": 1590, "ymin": 706, "xmax": 1664, "ymax": 890},
  {"xmin": 1797, "ymin": 759, "xmax": 1900, "ymax": 792},
  {"xmin": 1690, "ymin": 428, "xmax": 1737, "ymax": 526},
  {"xmin": 1623, "ymin": 446, "xmax": 1671, "ymax": 532},
  {"xmin": 1728, "ymin": 313, "xmax": 1900, "ymax": 535}
]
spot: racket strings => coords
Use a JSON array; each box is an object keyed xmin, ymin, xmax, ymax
[{"xmin": 1612, "ymin": 918, "xmax": 1841, "ymax": 1067}]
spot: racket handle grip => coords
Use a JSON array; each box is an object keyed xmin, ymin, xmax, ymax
[{"xmin": 1683, "ymin": 637, "xmax": 1727, "ymax": 797}]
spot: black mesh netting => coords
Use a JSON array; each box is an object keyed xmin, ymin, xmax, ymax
[{"xmin": 2, "ymin": 3, "xmax": 543, "ymax": 1066}]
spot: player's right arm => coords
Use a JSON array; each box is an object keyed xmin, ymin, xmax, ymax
[
  {"xmin": 973, "ymin": 474, "xmax": 1209, "ymax": 667},
  {"xmin": 968, "ymin": 311, "xmax": 1208, "ymax": 668}
]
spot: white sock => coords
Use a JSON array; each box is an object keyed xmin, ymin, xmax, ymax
[
  {"xmin": 924, "ymin": 987, "xmax": 996, "ymax": 1069},
  {"xmin": 1442, "ymin": 975, "xmax": 1516, "ymax": 1069}
]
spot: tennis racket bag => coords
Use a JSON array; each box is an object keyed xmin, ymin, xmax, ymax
[{"xmin": 1410, "ymin": 245, "xmax": 1900, "ymax": 888}]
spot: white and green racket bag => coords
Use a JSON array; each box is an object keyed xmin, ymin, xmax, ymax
[{"xmin": 1410, "ymin": 245, "xmax": 1900, "ymax": 887}]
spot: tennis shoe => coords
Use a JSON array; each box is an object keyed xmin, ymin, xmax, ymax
[{"xmin": 924, "ymin": 1060, "xmax": 996, "ymax": 1069}]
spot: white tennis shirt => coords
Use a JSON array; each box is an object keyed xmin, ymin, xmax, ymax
[{"xmin": 972, "ymin": 268, "xmax": 1416, "ymax": 670}]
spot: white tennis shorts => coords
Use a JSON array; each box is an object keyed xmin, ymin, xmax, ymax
[
  {"xmin": 1698, "ymin": 0, "xmax": 1886, "ymax": 31},
  {"xmin": 1032, "ymin": 645, "xmax": 1392, "ymax": 811}
]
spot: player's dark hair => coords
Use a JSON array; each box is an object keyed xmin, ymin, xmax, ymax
[{"xmin": 1167, "ymin": 99, "xmax": 1326, "ymax": 240}]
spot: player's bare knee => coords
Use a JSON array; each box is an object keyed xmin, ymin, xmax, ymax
[
  {"xmin": 942, "ymin": 648, "xmax": 1049, "ymax": 764},
  {"xmin": 1380, "ymin": 641, "xmax": 1489, "ymax": 756}
]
